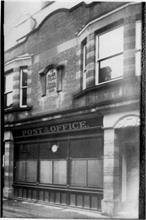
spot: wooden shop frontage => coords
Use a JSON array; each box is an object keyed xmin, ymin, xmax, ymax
[{"xmin": 12, "ymin": 112, "xmax": 103, "ymax": 211}]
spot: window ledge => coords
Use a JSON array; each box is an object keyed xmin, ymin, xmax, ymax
[
  {"xmin": 73, "ymin": 76, "xmax": 140, "ymax": 99},
  {"xmin": 73, "ymin": 78, "xmax": 123, "ymax": 99},
  {"xmin": 4, "ymin": 106, "xmax": 32, "ymax": 113}
]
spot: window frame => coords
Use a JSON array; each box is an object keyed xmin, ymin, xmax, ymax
[
  {"xmin": 20, "ymin": 66, "xmax": 28, "ymax": 107},
  {"xmin": 135, "ymin": 20, "xmax": 142, "ymax": 76},
  {"xmin": 95, "ymin": 24, "xmax": 124, "ymax": 85},
  {"xmin": 81, "ymin": 39, "xmax": 87, "ymax": 90},
  {"xmin": 4, "ymin": 70, "xmax": 13, "ymax": 108}
]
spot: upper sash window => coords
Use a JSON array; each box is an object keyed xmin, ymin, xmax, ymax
[
  {"xmin": 82, "ymin": 39, "xmax": 87, "ymax": 89},
  {"xmin": 20, "ymin": 67, "xmax": 28, "ymax": 107},
  {"xmin": 4, "ymin": 71, "xmax": 13, "ymax": 108},
  {"xmin": 96, "ymin": 25, "xmax": 124, "ymax": 84},
  {"xmin": 135, "ymin": 20, "xmax": 142, "ymax": 76}
]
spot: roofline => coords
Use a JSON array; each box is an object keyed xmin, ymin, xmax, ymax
[
  {"xmin": 5, "ymin": 1, "xmax": 95, "ymax": 53},
  {"xmin": 77, "ymin": 1, "xmax": 140, "ymax": 36}
]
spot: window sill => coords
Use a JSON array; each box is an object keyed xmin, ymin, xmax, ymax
[
  {"xmin": 73, "ymin": 75, "xmax": 140, "ymax": 99},
  {"xmin": 4, "ymin": 106, "xmax": 32, "ymax": 113},
  {"xmin": 73, "ymin": 77, "xmax": 122, "ymax": 99}
]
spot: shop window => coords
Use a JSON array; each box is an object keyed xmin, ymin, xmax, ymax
[
  {"xmin": 82, "ymin": 39, "xmax": 87, "ymax": 89},
  {"xmin": 70, "ymin": 137, "xmax": 103, "ymax": 188},
  {"xmin": 96, "ymin": 25, "xmax": 123, "ymax": 84},
  {"xmin": 4, "ymin": 70, "xmax": 13, "ymax": 108},
  {"xmin": 20, "ymin": 67, "xmax": 28, "ymax": 107},
  {"xmin": 39, "ymin": 142, "xmax": 67, "ymax": 185},
  {"xmin": 71, "ymin": 159, "xmax": 103, "ymax": 187},
  {"xmin": 40, "ymin": 160, "xmax": 52, "ymax": 184},
  {"xmin": 40, "ymin": 160, "xmax": 67, "ymax": 185},
  {"xmin": 88, "ymin": 159, "xmax": 103, "ymax": 187},
  {"xmin": 135, "ymin": 20, "xmax": 142, "ymax": 76},
  {"xmin": 71, "ymin": 160, "xmax": 87, "ymax": 186},
  {"xmin": 15, "ymin": 144, "xmax": 37, "ymax": 183},
  {"xmin": 54, "ymin": 160, "xmax": 67, "ymax": 185}
]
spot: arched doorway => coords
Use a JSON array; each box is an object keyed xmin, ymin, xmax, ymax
[{"xmin": 115, "ymin": 116, "xmax": 140, "ymax": 217}]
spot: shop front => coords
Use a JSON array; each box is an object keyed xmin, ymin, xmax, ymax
[{"xmin": 12, "ymin": 112, "xmax": 103, "ymax": 211}]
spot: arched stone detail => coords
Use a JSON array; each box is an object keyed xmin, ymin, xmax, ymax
[{"xmin": 114, "ymin": 114, "xmax": 140, "ymax": 129}]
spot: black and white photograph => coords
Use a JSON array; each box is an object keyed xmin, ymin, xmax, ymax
[{"xmin": 2, "ymin": 0, "xmax": 146, "ymax": 218}]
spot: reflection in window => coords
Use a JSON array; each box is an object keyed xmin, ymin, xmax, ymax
[
  {"xmin": 96, "ymin": 26, "xmax": 123, "ymax": 84},
  {"xmin": 135, "ymin": 21, "xmax": 141, "ymax": 76},
  {"xmin": 4, "ymin": 72, "xmax": 13, "ymax": 108}
]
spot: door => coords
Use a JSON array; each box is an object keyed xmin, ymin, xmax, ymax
[{"xmin": 119, "ymin": 128, "xmax": 139, "ymax": 217}]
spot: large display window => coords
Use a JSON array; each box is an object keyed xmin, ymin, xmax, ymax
[{"xmin": 14, "ymin": 135, "xmax": 103, "ymax": 189}]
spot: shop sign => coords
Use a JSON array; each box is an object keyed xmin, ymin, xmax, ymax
[{"xmin": 14, "ymin": 118, "xmax": 102, "ymax": 138}]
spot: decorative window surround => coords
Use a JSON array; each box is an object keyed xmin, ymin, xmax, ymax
[{"xmin": 39, "ymin": 64, "xmax": 64, "ymax": 97}]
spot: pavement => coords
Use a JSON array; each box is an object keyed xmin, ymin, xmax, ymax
[{"xmin": 2, "ymin": 198, "xmax": 109, "ymax": 219}]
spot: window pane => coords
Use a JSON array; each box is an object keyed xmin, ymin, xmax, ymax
[
  {"xmin": 70, "ymin": 137, "xmax": 103, "ymax": 158},
  {"xmin": 88, "ymin": 160, "xmax": 103, "ymax": 187},
  {"xmin": 54, "ymin": 160, "xmax": 67, "ymax": 185},
  {"xmin": 40, "ymin": 160, "xmax": 52, "ymax": 184},
  {"xmin": 99, "ymin": 55, "xmax": 123, "ymax": 83},
  {"xmin": 71, "ymin": 160, "xmax": 87, "ymax": 186},
  {"xmin": 6, "ymin": 92, "xmax": 13, "ymax": 107},
  {"xmin": 22, "ymin": 69, "xmax": 27, "ymax": 86},
  {"xmin": 136, "ymin": 21, "xmax": 141, "ymax": 50},
  {"xmin": 26, "ymin": 160, "xmax": 37, "ymax": 182},
  {"xmin": 15, "ymin": 160, "xmax": 26, "ymax": 181},
  {"xmin": 136, "ymin": 52, "xmax": 141, "ymax": 76},
  {"xmin": 22, "ymin": 88, "xmax": 27, "ymax": 106},
  {"xmin": 99, "ymin": 26, "xmax": 123, "ymax": 58},
  {"xmin": 83, "ymin": 44, "xmax": 87, "ymax": 70},
  {"xmin": 5, "ymin": 74, "xmax": 13, "ymax": 92}
]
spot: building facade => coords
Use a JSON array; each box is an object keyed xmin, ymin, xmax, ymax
[{"xmin": 4, "ymin": 1, "xmax": 142, "ymax": 217}]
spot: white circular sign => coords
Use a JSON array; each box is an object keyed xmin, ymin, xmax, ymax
[{"xmin": 51, "ymin": 144, "xmax": 58, "ymax": 153}]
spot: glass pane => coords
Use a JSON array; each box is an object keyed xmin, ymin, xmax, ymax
[
  {"xmin": 5, "ymin": 74, "xmax": 13, "ymax": 92},
  {"xmin": 136, "ymin": 52, "xmax": 141, "ymax": 76},
  {"xmin": 99, "ymin": 55, "xmax": 123, "ymax": 83},
  {"xmin": 70, "ymin": 137, "xmax": 102, "ymax": 158},
  {"xmin": 71, "ymin": 160, "xmax": 87, "ymax": 186},
  {"xmin": 6, "ymin": 92, "xmax": 13, "ymax": 107},
  {"xmin": 15, "ymin": 160, "xmax": 26, "ymax": 181},
  {"xmin": 40, "ymin": 160, "xmax": 52, "ymax": 184},
  {"xmin": 99, "ymin": 26, "xmax": 123, "ymax": 58},
  {"xmin": 22, "ymin": 88, "xmax": 27, "ymax": 106},
  {"xmin": 22, "ymin": 69, "xmax": 27, "ymax": 86},
  {"xmin": 88, "ymin": 160, "xmax": 103, "ymax": 187},
  {"xmin": 54, "ymin": 160, "xmax": 67, "ymax": 185},
  {"xmin": 26, "ymin": 160, "xmax": 37, "ymax": 182},
  {"xmin": 136, "ymin": 21, "xmax": 141, "ymax": 50},
  {"xmin": 83, "ymin": 44, "xmax": 87, "ymax": 70},
  {"xmin": 40, "ymin": 141, "xmax": 67, "ymax": 160}
]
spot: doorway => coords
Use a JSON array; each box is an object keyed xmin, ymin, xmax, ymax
[{"xmin": 118, "ymin": 127, "xmax": 139, "ymax": 217}]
